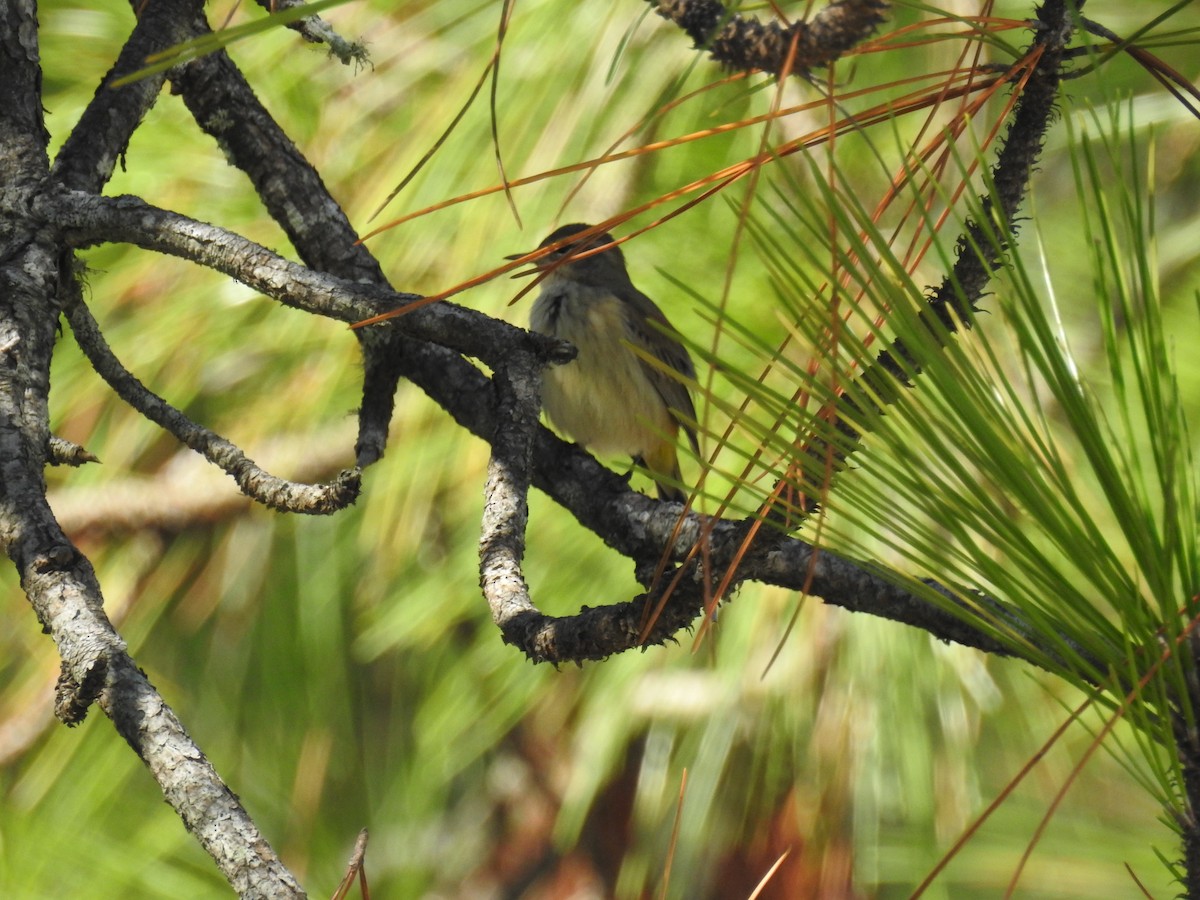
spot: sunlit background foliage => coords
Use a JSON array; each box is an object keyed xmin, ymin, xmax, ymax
[{"xmin": 1, "ymin": 1, "xmax": 1198, "ymax": 896}]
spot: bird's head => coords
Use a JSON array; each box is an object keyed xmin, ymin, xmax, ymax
[{"xmin": 506, "ymin": 223, "xmax": 628, "ymax": 287}]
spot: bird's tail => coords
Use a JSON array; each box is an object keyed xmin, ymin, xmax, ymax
[{"xmin": 640, "ymin": 440, "xmax": 687, "ymax": 503}]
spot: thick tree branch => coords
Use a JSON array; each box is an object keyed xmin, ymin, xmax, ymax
[
  {"xmin": 40, "ymin": 190, "xmax": 561, "ymax": 369},
  {"xmin": 3, "ymin": 0, "xmax": 304, "ymax": 893},
  {"xmin": 51, "ymin": 0, "xmax": 204, "ymax": 192}
]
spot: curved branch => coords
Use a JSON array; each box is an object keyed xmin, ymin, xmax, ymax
[
  {"xmin": 49, "ymin": 425, "xmax": 356, "ymax": 537},
  {"xmin": 400, "ymin": 332, "xmax": 1084, "ymax": 672},
  {"xmin": 63, "ymin": 285, "xmax": 360, "ymax": 515}
]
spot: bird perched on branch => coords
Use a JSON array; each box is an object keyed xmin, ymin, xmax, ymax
[{"xmin": 508, "ymin": 223, "xmax": 698, "ymax": 502}]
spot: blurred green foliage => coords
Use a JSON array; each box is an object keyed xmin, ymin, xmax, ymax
[{"xmin": 1, "ymin": 1, "xmax": 1197, "ymax": 897}]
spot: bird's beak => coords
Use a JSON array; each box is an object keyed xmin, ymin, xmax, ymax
[{"xmin": 503, "ymin": 250, "xmax": 542, "ymax": 279}]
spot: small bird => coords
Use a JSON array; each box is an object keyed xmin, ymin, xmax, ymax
[{"xmin": 508, "ymin": 223, "xmax": 699, "ymax": 502}]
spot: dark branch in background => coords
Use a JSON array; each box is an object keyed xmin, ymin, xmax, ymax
[
  {"xmin": 649, "ymin": 0, "xmax": 889, "ymax": 75},
  {"xmin": 1180, "ymin": 702, "xmax": 1200, "ymax": 898}
]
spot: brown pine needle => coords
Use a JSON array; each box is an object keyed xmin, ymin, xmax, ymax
[
  {"xmin": 747, "ymin": 848, "xmax": 792, "ymax": 900},
  {"xmin": 657, "ymin": 768, "xmax": 688, "ymax": 900},
  {"xmin": 330, "ymin": 828, "xmax": 369, "ymax": 900}
]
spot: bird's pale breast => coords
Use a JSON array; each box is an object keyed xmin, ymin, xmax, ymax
[{"xmin": 530, "ymin": 283, "xmax": 675, "ymax": 458}]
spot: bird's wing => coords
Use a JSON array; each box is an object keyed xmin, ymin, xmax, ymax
[{"xmin": 621, "ymin": 286, "xmax": 700, "ymax": 452}]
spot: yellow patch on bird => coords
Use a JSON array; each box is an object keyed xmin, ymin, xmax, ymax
[{"xmin": 537, "ymin": 291, "xmax": 676, "ymax": 460}]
